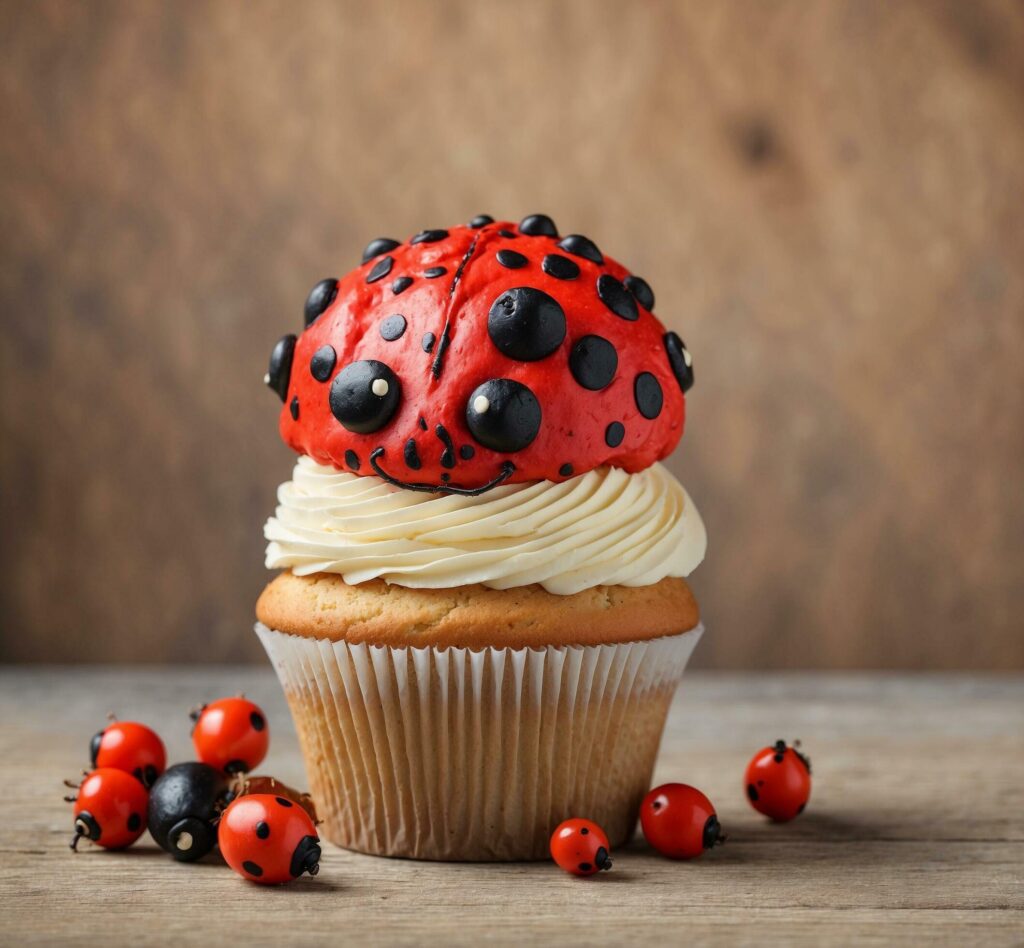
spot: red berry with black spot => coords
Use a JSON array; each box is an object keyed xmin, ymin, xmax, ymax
[
  {"xmin": 66, "ymin": 768, "xmax": 149, "ymax": 851},
  {"xmin": 549, "ymin": 818, "xmax": 612, "ymax": 877},
  {"xmin": 640, "ymin": 783, "xmax": 723, "ymax": 859},
  {"xmin": 90, "ymin": 721, "xmax": 166, "ymax": 788},
  {"xmin": 745, "ymin": 740, "xmax": 812, "ymax": 822},
  {"xmin": 191, "ymin": 697, "xmax": 269, "ymax": 774},
  {"xmin": 218, "ymin": 793, "xmax": 321, "ymax": 885}
]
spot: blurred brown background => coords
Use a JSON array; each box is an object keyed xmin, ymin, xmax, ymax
[{"xmin": 1, "ymin": 0, "xmax": 1021, "ymax": 668}]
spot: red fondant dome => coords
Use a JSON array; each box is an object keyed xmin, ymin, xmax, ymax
[{"xmin": 266, "ymin": 216, "xmax": 694, "ymax": 493}]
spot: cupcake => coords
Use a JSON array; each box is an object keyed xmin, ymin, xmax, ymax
[{"xmin": 256, "ymin": 214, "xmax": 705, "ymax": 860}]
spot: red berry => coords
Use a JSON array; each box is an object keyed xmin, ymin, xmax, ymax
[
  {"xmin": 191, "ymin": 698, "xmax": 269, "ymax": 774},
  {"xmin": 549, "ymin": 818, "xmax": 612, "ymax": 877},
  {"xmin": 68, "ymin": 768, "xmax": 149, "ymax": 851},
  {"xmin": 745, "ymin": 740, "xmax": 812, "ymax": 822},
  {"xmin": 90, "ymin": 721, "xmax": 166, "ymax": 787},
  {"xmin": 640, "ymin": 783, "xmax": 723, "ymax": 859},
  {"xmin": 218, "ymin": 793, "xmax": 321, "ymax": 885}
]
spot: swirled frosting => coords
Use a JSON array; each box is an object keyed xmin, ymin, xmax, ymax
[{"xmin": 265, "ymin": 457, "xmax": 706, "ymax": 595}]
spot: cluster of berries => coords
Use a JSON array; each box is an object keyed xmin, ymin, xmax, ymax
[
  {"xmin": 63, "ymin": 697, "xmax": 321, "ymax": 886},
  {"xmin": 550, "ymin": 740, "xmax": 812, "ymax": 877}
]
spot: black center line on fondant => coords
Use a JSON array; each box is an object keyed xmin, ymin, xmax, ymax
[{"xmin": 432, "ymin": 231, "xmax": 483, "ymax": 380}]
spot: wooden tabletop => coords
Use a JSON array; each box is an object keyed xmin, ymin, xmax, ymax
[{"xmin": 1, "ymin": 668, "xmax": 1021, "ymax": 946}]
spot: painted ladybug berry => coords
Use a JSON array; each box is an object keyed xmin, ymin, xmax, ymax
[
  {"xmin": 219, "ymin": 793, "xmax": 321, "ymax": 885},
  {"xmin": 89, "ymin": 720, "xmax": 166, "ymax": 788},
  {"xmin": 148, "ymin": 762, "xmax": 231, "ymax": 862},
  {"xmin": 745, "ymin": 740, "xmax": 812, "ymax": 822},
  {"xmin": 640, "ymin": 783, "xmax": 724, "ymax": 859},
  {"xmin": 267, "ymin": 215, "xmax": 695, "ymax": 494},
  {"xmin": 65, "ymin": 768, "xmax": 148, "ymax": 851},
  {"xmin": 191, "ymin": 697, "xmax": 269, "ymax": 774},
  {"xmin": 549, "ymin": 818, "xmax": 612, "ymax": 877}
]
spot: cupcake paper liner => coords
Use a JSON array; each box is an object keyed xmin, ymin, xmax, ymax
[{"xmin": 256, "ymin": 622, "xmax": 703, "ymax": 861}]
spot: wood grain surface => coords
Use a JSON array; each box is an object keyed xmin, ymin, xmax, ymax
[
  {"xmin": 1, "ymin": 1, "xmax": 1022, "ymax": 667},
  {"xmin": 0, "ymin": 667, "xmax": 1021, "ymax": 945}
]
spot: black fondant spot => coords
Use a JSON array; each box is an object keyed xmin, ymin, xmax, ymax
[
  {"xmin": 329, "ymin": 361, "xmax": 401, "ymax": 434},
  {"xmin": 634, "ymin": 372, "xmax": 663, "ymax": 419},
  {"xmin": 128, "ymin": 813, "xmax": 141, "ymax": 832},
  {"xmin": 422, "ymin": 332, "xmax": 436, "ymax": 353},
  {"xmin": 578, "ymin": 862, "xmax": 592, "ymax": 873},
  {"xmin": 404, "ymin": 438, "xmax": 422, "ymax": 470},
  {"xmin": 569, "ymin": 335, "xmax": 618, "ymax": 391},
  {"xmin": 624, "ymin": 274, "xmax": 655, "ymax": 310},
  {"xmin": 580, "ymin": 826, "xmax": 589, "ymax": 835},
  {"xmin": 242, "ymin": 860, "xmax": 263, "ymax": 877},
  {"xmin": 275, "ymin": 797, "xmax": 293, "ymax": 807},
  {"xmin": 304, "ymin": 279, "xmax": 339, "ymax": 327},
  {"xmin": 267, "ymin": 335, "xmax": 296, "ymax": 402},
  {"xmin": 498, "ymin": 229, "xmax": 516, "ymax": 238},
  {"xmin": 558, "ymin": 234, "xmax": 603, "ymax": 264},
  {"xmin": 344, "ymin": 449, "xmax": 360, "ymax": 471},
  {"xmin": 469, "ymin": 214, "xmax": 494, "ymax": 228},
  {"xmin": 250, "ymin": 712, "xmax": 265, "ymax": 732},
  {"xmin": 597, "ymin": 274, "xmax": 638, "ymax": 321},
  {"xmin": 392, "ymin": 276, "xmax": 413, "ymax": 295},
  {"xmin": 361, "ymin": 237, "xmax": 400, "ymax": 264},
  {"xmin": 466, "ymin": 379, "xmax": 542, "ymax": 453},
  {"xmin": 518, "ymin": 214, "xmax": 558, "ymax": 237},
  {"xmin": 418, "ymin": 416, "xmax": 427, "ymax": 431},
  {"xmin": 380, "ymin": 314, "xmax": 407, "ymax": 341},
  {"xmin": 559, "ymin": 463, "xmax": 574, "ymax": 477},
  {"xmin": 747, "ymin": 783, "xmax": 759, "ymax": 802},
  {"xmin": 436, "ymin": 424, "xmax": 456, "ymax": 468},
  {"xmin": 411, "ymin": 229, "xmax": 448, "ymax": 244},
  {"xmin": 664, "ymin": 332, "xmax": 694, "ymax": 392},
  {"xmin": 424, "ymin": 266, "xmax": 447, "ymax": 278},
  {"xmin": 289, "ymin": 396, "xmax": 299, "ymax": 420},
  {"xmin": 255, "ymin": 820, "xmax": 270, "ymax": 839},
  {"xmin": 144, "ymin": 765, "xmax": 158, "ymax": 787},
  {"xmin": 487, "ymin": 287, "xmax": 566, "ymax": 361},
  {"xmin": 459, "ymin": 444, "xmax": 475, "ymax": 460},
  {"xmin": 542, "ymin": 254, "xmax": 579, "ymax": 280},
  {"xmin": 225, "ymin": 759, "xmax": 247, "ymax": 775},
  {"xmin": 605, "ymin": 421, "xmax": 625, "ymax": 447},
  {"xmin": 496, "ymin": 249, "xmax": 528, "ymax": 269},
  {"xmin": 366, "ymin": 255, "xmax": 393, "ymax": 283},
  {"xmin": 441, "ymin": 473, "xmax": 450, "ymax": 483},
  {"xmin": 310, "ymin": 345, "xmax": 337, "ymax": 382}
]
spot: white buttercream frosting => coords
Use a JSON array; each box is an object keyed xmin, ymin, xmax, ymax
[{"xmin": 265, "ymin": 457, "xmax": 706, "ymax": 595}]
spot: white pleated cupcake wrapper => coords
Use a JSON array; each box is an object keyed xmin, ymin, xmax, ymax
[{"xmin": 256, "ymin": 622, "xmax": 703, "ymax": 861}]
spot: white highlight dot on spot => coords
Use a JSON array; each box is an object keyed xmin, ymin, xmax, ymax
[
  {"xmin": 176, "ymin": 831, "xmax": 194, "ymax": 851},
  {"xmin": 683, "ymin": 348, "xmax": 692, "ymax": 367},
  {"xmin": 371, "ymin": 378, "xmax": 389, "ymax": 397},
  {"xmin": 473, "ymin": 395, "xmax": 490, "ymax": 414},
  {"xmin": 263, "ymin": 373, "xmax": 270, "ymax": 385}
]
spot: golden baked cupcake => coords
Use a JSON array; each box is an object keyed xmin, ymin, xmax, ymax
[{"xmin": 257, "ymin": 214, "xmax": 704, "ymax": 860}]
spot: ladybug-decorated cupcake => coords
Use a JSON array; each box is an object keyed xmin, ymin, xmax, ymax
[{"xmin": 256, "ymin": 214, "xmax": 705, "ymax": 860}]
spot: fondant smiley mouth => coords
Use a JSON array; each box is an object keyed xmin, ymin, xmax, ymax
[{"xmin": 369, "ymin": 448, "xmax": 516, "ymax": 497}]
